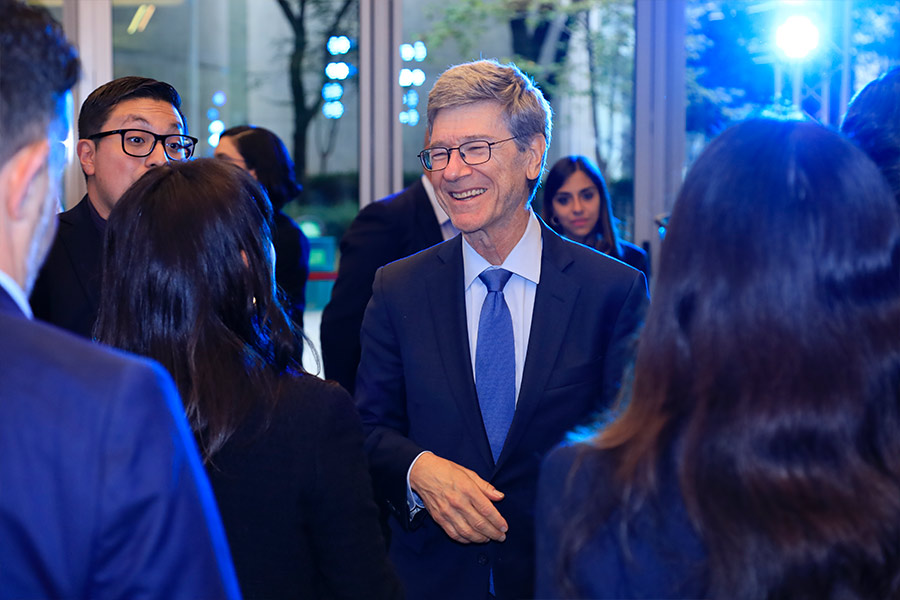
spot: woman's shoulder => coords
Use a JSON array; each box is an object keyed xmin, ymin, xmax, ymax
[{"xmin": 540, "ymin": 442, "xmax": 620, "ymax": 510}]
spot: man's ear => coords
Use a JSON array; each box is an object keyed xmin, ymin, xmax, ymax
[
  {"xmin": 524, "ymin": 134, "xmax": 546, "ymax": 181},
  {"xmin": 4, "ymin": 140, "xmax": 50, "ymax": 221},
  {"xmin": 77, "ymin": 138, "xmax": 96, "ymax": 176}
]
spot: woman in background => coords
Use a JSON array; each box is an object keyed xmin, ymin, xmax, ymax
[
  {"xmin": 95, "ymin": 159, "xmax": 402, "ymax": 600},
  {"xmin": 536, "ymin": 120, "xmax": 900, "ymax": 599},
  {"xmin": 215, "ymin": 125, "xmax": 310, "ymax": 330},
  {"xmin": 543, "ymin": 155, "xmax": 648, "ymax": 278}
]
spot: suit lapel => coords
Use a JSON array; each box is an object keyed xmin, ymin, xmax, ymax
[
  {"xmin": 424, "ymin": 237, "xmax": 495, "ymax": 469},
  {"xmin": 60, "ymin": 197, "xmax": 103, "ymax": 312},
  {"xmin": 495, "ymin": 221, "xmax": 579, "ymax": 471}
]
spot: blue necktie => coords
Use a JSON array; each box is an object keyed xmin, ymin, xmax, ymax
[{"xmin": 475, "ymin": 268, "xmax": 516, "ymax": 463}]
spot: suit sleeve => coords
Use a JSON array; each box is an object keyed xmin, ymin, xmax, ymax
[
  {"xmin": 355, "ymin": 266, "xmax": 427, "ymax": 525},
  {"xmin": 88, "ymin": 361, "xmax": 241, "ymax": 600},
  {"xmin": 600, "ymin": 270, "xmax": 649, "ymax": 410},
  {"xmin": 307, "ymin": 384, "xmax": 404, "ymax": 600},
  {"xmin": 321, "ymin": 201, "xmax": 406, "ymax": 394}
]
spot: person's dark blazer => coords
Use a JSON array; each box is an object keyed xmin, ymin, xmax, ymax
[
  {"xmin": 273, "ymin": 210, "xmax": 310, "ymax": 332},
  {"xmin": 321, "ymin": 177, "xmax": 443, "ymax": 393},
  {"xmin": 30, "ymin": 196, "xmax": 101, "ymax": 338},
  {"xmin": 619, "ymin": 239, "xmax": 649, "ymax": 279},
  {"xmin": 0, "ymin": 287, "xmax": 241, "ymax": 600},
  {"xmin": 207, "ymin": 375, "xmax": 403, "ymax": 599},
  {"xmin": 355, "ymin": 218, "xmax": 648, "ymax": 600},
  {"xmin": 535, "ymin": 442, "xmax": 707, "ymax": 598}
]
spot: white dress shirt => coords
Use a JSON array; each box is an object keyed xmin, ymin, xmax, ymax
[{"xmin": 0, "ymin": 269, "xmax": 33, "ymax": 318}]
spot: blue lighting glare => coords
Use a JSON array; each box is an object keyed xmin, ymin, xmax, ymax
[
  {"xmin": 399, "ymin": 68, "xmax": 426, "ymax": 88},
  {"xmin": 208, "ymin": 132, "xmax": 220, "ymax": 147},
  {"xmin": 776, "ymin": 15, "xmax": 819, "ymax": 59},
  {"xmin": 322, "ymin": 82, "xmax": 344, "ymax": 101},
  {"xmin": 327, "ymin": 35, "xmax": 352, "ymax": 55},
  {"xmin": 399, "ymin": 43, "xmax": 415, "ymax": 62},
  {"xmin": 208, "ymin": 119, "xmax": 225, "ymax": 135},
  {"xmin": 413, "ymin": 41, "xmax": 427, "ymax": 62},
  {"xmin": 206, "ymin": 108, "xmax": 219, "ymax": 120},
  {"xmin": 212, "ymin": 91, "xmax": 227, "ymax": 106},
  {"xmin": 399, "ymin": 108, "xmax": 420, "ymax": 126},
  {"xmin": 323, "ymin": 101, "xmax": 345, "ymax": 119},
  {"xmin": 325, "ymin": 62, "xmax": 351, "ymax": 80},
  {"xmin": 403, "ymin": 89, "xmax": 419, "ymax": 108}
]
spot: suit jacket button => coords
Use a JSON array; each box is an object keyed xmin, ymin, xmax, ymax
[{"xmin": 477, "ymin": 553, "xmax": 489, "ymax": 566}]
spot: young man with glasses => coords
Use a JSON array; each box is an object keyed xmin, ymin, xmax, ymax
[
  {"xmin": 354, "ymin": 59, "xmax": 649, "ymax": 600},
  {"xmin": 30, "ymin": 76, "xmax": 197, "ymax": 337}
]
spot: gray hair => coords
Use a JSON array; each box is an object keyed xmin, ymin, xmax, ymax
[{"xmin": 427, "ymin": 59, "xmax": 552, "ymax": 198}]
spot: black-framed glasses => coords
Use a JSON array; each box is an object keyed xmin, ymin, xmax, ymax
[
  {"xmin": 418, "ymin": 136, "xmax": 517, "ymax": 172},
  {"xmin": 87, "ymin": 129, "xmax": 198, "ymax": 161}
]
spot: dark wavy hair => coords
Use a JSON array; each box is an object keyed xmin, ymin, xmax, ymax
[
  {"xmin": 94, "ymin": 158, "xmax": 305, "ymax": 460},
  {"xmin": 841, "ymin": 67, "xmax": 900, "ymax": 207},
  {"xmin": 0, "ymin": 0, "xmax": 80, "ymax": 167},
  {"xmin": 560, "ymin": 119, "xmax": 900, "ymax": 598},
  {"xmin": 219, "ymin": 125, "xmax": 301, "ymax": 211},
  {"xmin": 542, "ymin": 155, "xmax": 624, "ymax": 259}
]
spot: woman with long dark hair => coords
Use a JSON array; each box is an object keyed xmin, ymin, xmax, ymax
[
  {"xmin": 543, "ymin": 155, "xmax": 648, "ymax": 277},
  {"xmin": 94, "ymin": 159, "xmax": 402, "ymax": 600},
  {"xmin": 536, "ymin": 119, "xmax": 900, "ymax": 599},
  {"xmin": 215, "ymin": 125, "xmax": 310, "ymax": 330}
]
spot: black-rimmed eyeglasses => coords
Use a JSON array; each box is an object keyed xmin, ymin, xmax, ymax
[
  {"xmin": 418, "ymin": 136, "xmax": 517, "ymax": 172},
  {"xmin": 87, "ymin": 129, "xmax": 198, "ymax": 161}
]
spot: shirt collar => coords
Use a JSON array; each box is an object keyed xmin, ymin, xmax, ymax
[
  {"xmin": 421, "ymin": 174, "xmax": 452, "ymax": 227},
  {"xmin": 463, "ymin": 209, "xmax": 542, "ymax": 290},
  {"xmin": 0, "ymin": 269, "xmax": 33, "ymax": 318}
]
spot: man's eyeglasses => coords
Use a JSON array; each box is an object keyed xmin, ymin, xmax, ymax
[
  {"xmin": 418, "ymin": 136, "xmax": 517, "ymax": 172},
  {"xmin": 87, "ymin": 129, "xmax": 198, "ymax": 161}
]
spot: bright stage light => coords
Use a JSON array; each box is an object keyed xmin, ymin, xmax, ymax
[{"xmin": 776, "ymin": 15, "xmax": 819, "ymax": 59}]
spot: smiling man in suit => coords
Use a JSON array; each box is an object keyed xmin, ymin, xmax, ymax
[
  {"xmin": 0, "ymin": 2, "xmax": 239, "ymax": 597},
  {"xmin": 355, "ymin": 59, "xmax": 648, "ymax": 600}
]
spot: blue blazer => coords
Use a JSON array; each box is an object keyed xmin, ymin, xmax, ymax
[
  {"xmin": 355, "ymin": 218, "xmax": 648, "ymax": 600},
  {"xmin": 535, "ymin": 443, "xmax": 708, "ymax": 599},
  {"xmin": 0, "ymin": 287, "xmax": 240, "ymax": 599}
]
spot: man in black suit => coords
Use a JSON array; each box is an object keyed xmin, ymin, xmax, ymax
[
  {"xmin": 321, "ymin": 173, "xmax": 455, "ymax": 393},
  {"xmin": 355, "ymin": 59, "xmax": 648, "ymax": 599},
  {"xmin": 0, "ymin": 3, "xmax": 238, "ymax": 597},
  {"xmin": 30, "ymin": 76, "xmax": 197, "ymax": 337}
]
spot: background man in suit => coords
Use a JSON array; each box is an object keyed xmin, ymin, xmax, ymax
[
  {"xmin": 321, "ymin": 168, "xmax": 456, "ymax": 393},
  {"xmin": 355, "ymin": 59, "xmax": 648, "ymax": 599},
  {"xmin": 0, "ymin": 3, "xmax": 239, "ymax": 597},
  {"xmin": 30, "ymin": 75, "xmax": 197, "ymax": 337}
]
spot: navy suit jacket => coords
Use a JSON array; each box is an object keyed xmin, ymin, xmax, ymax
[
  {"xmin": 536, "ymin": 443, "xmax": 708, "ymax": 598},
  {"xmin": 322, "ymin": 178, "xmax": 443, "ymax": 393},
  {"xmin": 355, "ymin": 218, "xmax": 647, "ymax": 600},
  {"xmin": 0, "ymin": 287, "xmax": 241, "ymax": 599}
]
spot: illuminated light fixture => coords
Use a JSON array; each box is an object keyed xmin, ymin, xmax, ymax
[
  {"xmin": 398, "ymin": 68, "xmax": 413, "ymax": 87},
  {"xmin": 208, "ymin": 119, "xmax": 225, "ymax": 135},
  {"xmin": 776, "ymin": 15, "xmax": 819, "ymax": 59},
  {"xmin": 399, "ymin": 43, "xmax": 415, "ymax": 62},
  {"xmin": 413, "ymin": 41, "xmax": 427, "ymax": 62},
  {"xmin": 208, "ymin": 132, "xmax": 220, "ymax": 147},
  {"xmin": 399, "ymin": 109, "xmax": 420, "ymax": 126},
  {"xmin": 403, "ymin": 89, "xmax": 419, "ymax": 108},
  {"xmin": 325, "ymin": 62, "xmax": 351, "ymax": 80},
  {"xmin": 322, "ymin": 101, "xmax": 345, "ymax": 119},
  {"xmin": 212, "ymin": 91, "xmax": 227, "ymax": 107},
  {"xmin": 411, "ymin": 69, "xmax": 426, "ymax": 87},
  {"xmin": 322, "ymin": 82, "xmax": 344, "ymax": 101},
  {"xmin": 127, "ymin": 4, "xmax": 156, "ymax": 35},
  {"xmin": 207, "ymin": 108, "xmax": 219, "ymax": 120},
  {"xmin": 327, "ymin": 35, "xmax": 352, "ymax": 56}
]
